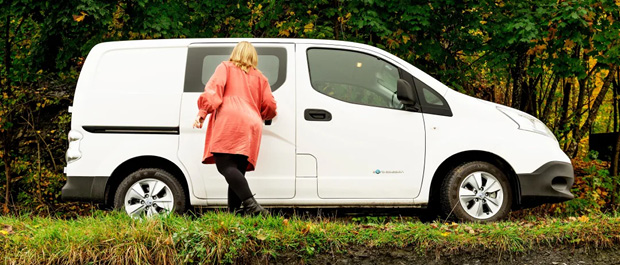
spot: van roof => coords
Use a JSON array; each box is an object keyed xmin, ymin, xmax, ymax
[
  {"xmin": 92, "ymin": 38, "xmax": 388, "ymax": 58},
  {"xmin": 92, "ymin": 38, "xmax": 395, "ymax": 66},
  {"xmin": 96, "ymin": 38, "xmax": 364, "ymax": 47},
  {"xmin": 93, "ymin": 38, "xmax": 394, "ymax": 66}
]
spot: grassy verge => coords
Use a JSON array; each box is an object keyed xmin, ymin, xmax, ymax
[{"xmin": 1, "ymin": 211, "xmax": 620, "ymax": 264}]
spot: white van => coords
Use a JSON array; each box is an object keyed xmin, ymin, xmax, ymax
[{"xmin": 62, "ymin": 38, "xmax": 574, "ymax": 221}]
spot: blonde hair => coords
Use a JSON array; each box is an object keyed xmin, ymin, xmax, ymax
[{"xmin": 229, "ymin": 41, "xmax": 258, "ymax": 73}]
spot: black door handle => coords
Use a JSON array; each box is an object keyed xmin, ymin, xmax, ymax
[{"xmin": 304, "ymin": 109, "xmax": 332, "ymax": 121}]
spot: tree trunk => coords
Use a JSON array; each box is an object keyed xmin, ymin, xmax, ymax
[
  {"xmin": 611, "ymin": 68, "xmax": 620, "ymax": 207},
  {"xmin": 615, "ymin": 69, "xmax": 619, "ymax": 138},
  {"xmin": 504, "ymin": 71, "xmax": 512, "ymax": 106},
  {"xmin": 607, "ymin": 103, "xmax": 614, "ymax": 133},
  {"xmin": 519, "ymin": 55, "xmax": 540, "ymax": 116},
  {"xmin": 571, "ymin": 76, "xmax": 587, "ymax": 148},
  {"xmin": 568, "ymin": 67, "xmax": 617, "ymax": 157},
  {"xmin": 557, "ymin": 78, "xmax": 572, "ymax": 141},
  {"xmin": 2, "ymin": 11, "xmax": 11, "ymax": 214},
  {"xmin": 36, "ymin": 135, "xmax": 42, "ymax": 204},
  {"xmin": 510, "ymin": 53, "xmax": 526, "ymax": 110},
  {"xmin": 541, "ymin": 75, "xmax": 560, "ymax": 124},
  {"xmin": 522, "ymin": 71, "xmax": 541, "ymax": 117},
  {"xmin": 3, "ymin": 15, "xmax": 9, "ymax": 77},
  {"xmin": 612, "ymin": 132, "xmax": 620, "ymax": 207},
  {"xmin": 2, "ymin": 150, "xmax": 9, "ymax": 214},
  {"xmin": 573, "ymin": 47, "xmax": 587, "ymax": 124}
]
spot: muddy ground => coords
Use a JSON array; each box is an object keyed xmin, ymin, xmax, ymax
[{"xmin": 272, "ymin": 246, "xmax": 620, "ymax": 265}]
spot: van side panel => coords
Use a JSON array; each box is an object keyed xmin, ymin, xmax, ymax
[
  {"xmin": 66, "ymin": 44, "xmax": 191, "ymax": 200},
  {"xmin": 72, "ymin": 47, "xmax": 186, "ymax": 127}
]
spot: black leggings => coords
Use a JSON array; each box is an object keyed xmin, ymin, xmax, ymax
[{"xmin": 213, "ymin": 153, "xmax": 253, "ymax": 202}]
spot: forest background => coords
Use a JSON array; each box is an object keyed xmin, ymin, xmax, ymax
[{"xmin": 1, "ymin": 0, "xmax": 619, "ymax": 216}]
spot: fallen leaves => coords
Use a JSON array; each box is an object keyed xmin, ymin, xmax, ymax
[
  {"xmin": 463, "ymin": 225, "xmax": 476, "ymax": 235},
  {"xmin": 255, "ymin": 229, "xmax": 267, "ymax": 241},
  {"xmin": 427, "ymin": 221, "xmax": 484, "ymax": 237},
  {"xmin": 300, "ymin": 223, "xmax": 312, "ymax": 235},
  {"xmin": 578, "ymin": 215, "xmax": 590, "ymax": 223},
  {"xmin": 1, "ymin": 225, "xmax": 14, "ymax": 236}
]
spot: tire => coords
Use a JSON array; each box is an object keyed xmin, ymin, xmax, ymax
[
  {"xmin": 114, "ymin": 168, "xmax": 186, "ymax": 218},
  {"xmin": 439, "ymin": 161, "xmax": 512, "ymax": 222}
]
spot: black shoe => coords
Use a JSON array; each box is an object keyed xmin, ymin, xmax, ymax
[
  {"xmin": 241, "ymin": 196, "xmax": 269, "ymax": 216},
  {"xmin": 227, "ymin": 206, "xmax": 243, "ymax": 215}
]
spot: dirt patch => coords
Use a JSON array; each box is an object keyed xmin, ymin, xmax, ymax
[{"xmin": 271, "ymin": 246, "xmax": 620, "ymax": 265}]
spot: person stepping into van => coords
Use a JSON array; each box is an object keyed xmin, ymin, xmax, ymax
[{"xmin": 193, "ymin": 41, "xmax": 277, "ymax": 215}]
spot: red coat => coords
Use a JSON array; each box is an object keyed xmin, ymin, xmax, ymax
[{"xmin": 197, "ymin": 61, "xmax": 277, "ymax": 171}]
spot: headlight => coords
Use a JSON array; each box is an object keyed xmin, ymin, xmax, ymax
[
  {"xmin": 66, "ymin": 130, "xmax": 83, "ymax": 163},
  {"xmin": 497, "ymin": 106, "xmax": 556, "ymax": 140}
]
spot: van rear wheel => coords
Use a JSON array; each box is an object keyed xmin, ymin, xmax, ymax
[
  {"xmin": 440, "ymin": 161, "xmax": 512, "ymax": 222},
  {"xmin": 114, "ymin": 168, "xmax": 186, "ymax": 218}
]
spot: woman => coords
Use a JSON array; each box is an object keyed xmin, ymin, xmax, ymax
[{"xmin": 193, "ymin": 41, "xmax": 277, "ymax": 215}]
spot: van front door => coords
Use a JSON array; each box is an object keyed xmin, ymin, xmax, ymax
[
  {"xmin": 296, "ymin": 45, "xmax": 426, "ymax": 199},
  {"xmin": 178, "ymin": 43, "xmax": 295, "ymax": 201}
]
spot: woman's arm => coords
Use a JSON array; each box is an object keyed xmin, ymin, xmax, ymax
[{"xmin": 197, "ymin": 62, "xmax": 228, "ymax": 119}]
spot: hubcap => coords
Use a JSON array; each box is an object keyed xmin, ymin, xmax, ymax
[
  {"xmin": 124, "ymin": 178, "xmax": 174, "ymax": 218},
  {"xmin": 458, "ymin": 171, "xmax": 504, "ymax": 220}
]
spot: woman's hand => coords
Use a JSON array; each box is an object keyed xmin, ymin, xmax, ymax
[{"xmin": 193, "ymin": 115, "xmax": 205, "ymax": 129}]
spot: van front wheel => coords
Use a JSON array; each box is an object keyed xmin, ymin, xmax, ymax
[
  {"xmin": 440, "ymin": 162, "xmax": 512, "ymax": 222},
  {"xmin": 114, "ymin": 168, "xmax": 186, "ymax": 218}
]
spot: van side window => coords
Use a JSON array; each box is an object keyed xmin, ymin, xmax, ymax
[
  {"xmin": 201, "ymin": 55, "xmax": 280, "ymax": 87},
  {"xmin": 307, "ymin": 48, "xmax": 404, "ymax": 110},
  {"xmin": 184, "ymin": 47, "xmax": 287, "ymax": 93}
]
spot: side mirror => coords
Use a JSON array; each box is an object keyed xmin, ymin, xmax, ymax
[{"xmin": 396, "ymin": 79, "xmax": 417, "ymax": 110}]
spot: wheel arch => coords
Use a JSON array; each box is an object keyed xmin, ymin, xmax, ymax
[
  {"xmin": 104, "ymin": 155, "xmax": 190, "ymax": 208},
  {"xmin": 428, "ymin": 150, "xmax": 521, "ymax": 209}
]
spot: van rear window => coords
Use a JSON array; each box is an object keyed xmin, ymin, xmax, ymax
[{"xmin": 184, "ymin": 46, "xmax": 286, "ymax": 93}]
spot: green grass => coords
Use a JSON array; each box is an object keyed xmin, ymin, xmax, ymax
[{"xmin": 1, "ymin": 211, "xmax": 620, "ymax": 264}]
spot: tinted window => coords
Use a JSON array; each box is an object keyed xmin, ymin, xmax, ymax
[
  {"xmin": 184, "ymin": 47, "xmax": 287, "ymax": 92},
  {"xmin": 201, "ymin": 55, "xmax": 280, "ymax": 87},
  {"xmin": 422, "ymin": 87, "xmax": 444, "ymax": 106},
  {"xmin": 411, "ymin": 76, "xmax": 452, "ymax": 116},
  {"xmin": 307, "ymin": 49, "xmax": 403, "ymax": 110}
]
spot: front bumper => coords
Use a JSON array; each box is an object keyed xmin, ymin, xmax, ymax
[
  {"xmin": 517, "ymin": 161, "xmax": 575, "ymax": 208},
  {"xmin": 61, "ymin": 176, "xmax": 109, "ymax": 202}
]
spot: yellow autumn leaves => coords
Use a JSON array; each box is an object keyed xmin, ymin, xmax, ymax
[
  {"xmin": 73, "ymin": 12, "xmax": 87, "ymax": 22},
  {"xmin": 277, "ymin": 12, "xmax": 352, "ymax": 37}
]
